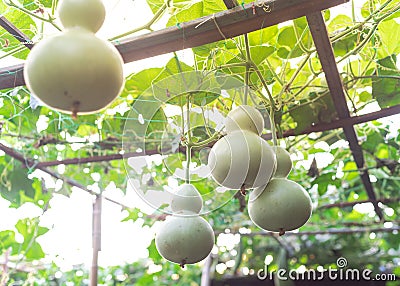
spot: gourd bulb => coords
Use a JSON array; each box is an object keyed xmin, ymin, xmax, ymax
[
  {"xmin": 155, "ymin": 212, "xmax": 214, "ymax": 266},
  {"xmin": 248, "ymin": 178, "xmax": 312, "ymax": 234}
]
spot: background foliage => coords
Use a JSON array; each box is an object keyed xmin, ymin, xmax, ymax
[{"xmin": 0, "ymin": 0, "xmax": 399, "ymax": 285}]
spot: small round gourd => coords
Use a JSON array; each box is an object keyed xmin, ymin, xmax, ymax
[
  {"xmin": 248, "ymin": 178, "xmax": 312, "ymax": 234},
  {"xmin": 155, "ymin": 211, "xmax": 215, "ymax": 266}
]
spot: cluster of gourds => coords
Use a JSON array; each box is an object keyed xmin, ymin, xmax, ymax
[{"xmin": 209, "ymin": 106, "xmax": 312, "ymax": 236}]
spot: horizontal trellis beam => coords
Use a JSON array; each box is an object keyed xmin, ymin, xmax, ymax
[
  {"xmin": 0, "ymin": 16, "xmax": 33, "ymax": 49},
  {"xmin": 0, "ymin": 0, "xmax": 349, "ymax": 90},
  {"xmin": 0, "ymin": 142, "xmax": 131, "ymax": 210},
  {"xmin": 228, "ymin": 226, "xmax": 399, "ymax": 237},
  {"xmin": 31, "ymin": 104, "xmax": 400, "ymax": 167},
  {"xmin": 306, "ymin": 12, "xmax": 384, "ymax": 220},
  {"xmin": 319, "ymin": 197, "xmax": 400, "ymax": 209}
]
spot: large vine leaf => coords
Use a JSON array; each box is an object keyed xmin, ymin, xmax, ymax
[
  {"xmin": 14, "ymin": 218, "xmax": 48, "ymax": 259},
  {"xmin": 372, "ymin": 55, "xmax": 400, "ymax": 108},
  {"xmin": 0, "ymin": 161, "xmax": 39, "ymax": 207},
  {"xmin": 276, "ymin": 26, "xmax": 303, "ymax": 59},
  {"xmin": 289, "ymin": 92, "xmax": 337, "ymax": 134},
  {"xmin": 166, "ymin": 1, "xmax": 203, "ymax": 27},
  {"xmin": 0, "ymin": 230, "xmax": 18, "ymax": 255},
  {"xmin": 377, "ymin": 20, "xmax": 400, "ymax": 58},
  {"xmin": 166, "ymin": 0, "xmax": 226, "ymax": 27},
  {"xmin": 248, "ymin": 26, "xmax": 278, "ymax": 46}
]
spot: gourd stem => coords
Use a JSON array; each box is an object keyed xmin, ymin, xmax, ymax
[
  {"xmin": 243, "ymin": 34, "xmax": 251, "ymax": 105},
  {"xmin": 270, "ymin": 107, "xmax": 278, "ymax": 147}
]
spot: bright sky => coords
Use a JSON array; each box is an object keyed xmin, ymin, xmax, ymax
[{"xmin": 0, "ymin": 0, "xmax": 398, "ymax": 273}]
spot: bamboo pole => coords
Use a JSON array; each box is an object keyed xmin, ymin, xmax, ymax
[{"xmin": 90, "ymin": 195, "xmax": 102, "ymax": 286}]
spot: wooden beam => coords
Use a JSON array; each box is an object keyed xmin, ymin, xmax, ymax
[
  {"xmin": 225, "ymin": 226, "xmax": 400, "ymax": 237},
  {"xmin": 32, "ymin": 104, "xmax": 400, "ymax": 168},
  {"xmin": 111, "ymin": 0, "xmax": 349, "ymax": 63},
  {"xmin": 223, "ymin": 0, "xmax": 239, "ymax": 9},
  {"xmin": 318, "ymin": 197, "xmax": 400, "ymax": 210},
  {"xmin": 0, "ymin": 16, "xmax": 33, "ymax": 49},
  {"xmin": 0, "ymin": 0, "xmax": 349, "ymax": 90},
  {"xmin": 277, "ymin": 104, "xmax": 400, "ymax": 138},
  {"xmin": 306, "ymin": 12, "xmax": 384, "ymax": 220},
  {"xmin": 0, "ymin": 142, "xmax": 131, "ymax": 210}
]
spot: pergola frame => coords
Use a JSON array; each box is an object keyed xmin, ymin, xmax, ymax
[{"xmin": 0, "ymin": 0, "xmax": 399, "ymax": 285}]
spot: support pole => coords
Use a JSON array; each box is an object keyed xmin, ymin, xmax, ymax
[{"xmin": 90, "ymin": 195, "xmax": 102, "ymax": 286}]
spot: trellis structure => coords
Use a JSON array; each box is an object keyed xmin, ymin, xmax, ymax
[{"xmin": 0, "ymin": 0, "xmax": 399, "ymax": 285}]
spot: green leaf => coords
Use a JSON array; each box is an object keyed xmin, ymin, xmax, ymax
[
  {"xmin": 19, "ymin": 178, "xmax": 52, "ymax": 208},
  {"xmin": 192, "ymin": 42, "xmax": 219, "ymax": 57},
  {"xmin": 0, "ymin": 2, "xmax": 37, "ymax": 59},
  {"xmin": 148, "ymin": 239, "xmax": 162, "ymax": 261},
  {"xmin": 277, "ymin": 26, "xmax": 296, "ymax": 48},
  {"xmin": 372, "ymin": 55, "xmax": 400, "ymax": 108},
  {"xmin": 377, "ymin": 20, "xmax": 400, "ymax": 58},
  {"xmin": 328, "ymin": 15, "xmax": 352, "ymax": 33},
  {"xmin": 25, "ymin": 242, "xmax": 45, "ymax": 259},
  {"xmin": 276, "ymin": 24, "xmax": 312, "ymax": 56},
  {"xmin": 276, "ymin": 46, "xmax": 303, "ymax": 59},
  {"xmin": 312, "ymin": 173, "xmax": 340, "ymax": 196},
  {"xmin": 14, "ymin": 219, "xmax": 48, "ymax": 259},
  {"xmin": 332, "ymin": 33, "xmax": 357, "ymax": 57},
  {"xmin": 0, "ymin": 230, "xmax": 17, "ymax": 253},
  {"xmin": 289, "ymin": 93, "xmax": 337, "ymax": 133},
  {"xmin": 77, "ymin": 124, "xmax": 98, "ymax": 137},
  {"xmin": 361, "ymin": 131, "xmax": 384, "ymax": 153},
  {"xmin": 125, "ymin": 68, "xmax": 163, "ymax": 96},
  {"xmin": 359, "ymin": 91, "xmax": 372, "ymax": 102},
  {"xmin": 203, "ymin": 0, "xmax": 226, "ymax": 15},
  {"xmin": 250, "ymin": 46, "xmax": 275, "ymax": 65},
  {"xmin": 156, "ymin": 57, "xmax": 194, "ymax": 81},
  {"xmin": 248, "ymin": 26, "xmax": 278, "ymax": 46},
  {"xmin": 16, "ymin": 218, "xmax": 49, "ymax": 238},
  {"xmin": 22, "ymin": 0, "xmax": 53, "ymax": 10},
  {"xmin": 343, "ymin": 161, "xmax": 358, "ymax": 181},
  {"xmin": 166, "ymin": 2, "xmax": 203, "ymax": 27},
  {"xmin": 153, "ymin": 65, "xmax": 224, "ymax": 106},
  {"xmin": 0, "ymin": 162, "xmax": 36, "ymax": 207},
  {"xmin": 122, "ymin": 209, "xmax": 141, "ymax": 222}
]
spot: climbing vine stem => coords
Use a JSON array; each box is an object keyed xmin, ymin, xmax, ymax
[
  {"xmin": 242, "ymin": 33, "xmax": 278, "ymax": 146},
  {"xmin": 185, "ymin": 93, "xmax": 191, "ymax": 184},
  {"xmin": 4, "ymin": 0, "xmax": 61, "ymax": 31},
  {"xmin": 109, "ymin": 3, "xmax": 167, "ymax": 41},
  {"xmin": 243, "ymin": 34, "xmax": 252, "ymax": 105}
]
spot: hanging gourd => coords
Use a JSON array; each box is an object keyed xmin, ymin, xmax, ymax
[
  {"xmin": 24, "ymin": 0, "xmax": 124, "ymax": 117},
  {"xmin": 155, "ymin": 184, "xmax": 215, "ymax": 267}
]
